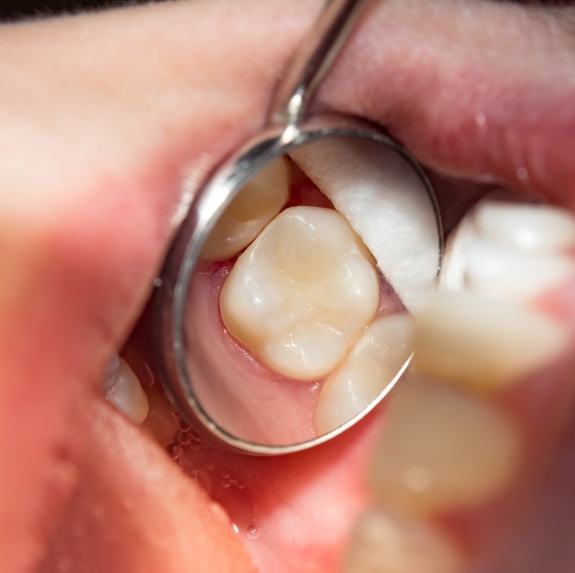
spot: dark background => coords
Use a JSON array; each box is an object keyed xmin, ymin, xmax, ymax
[{"xmin": 0, "ymin": 0, "xmax": 153, "ymax": 21}]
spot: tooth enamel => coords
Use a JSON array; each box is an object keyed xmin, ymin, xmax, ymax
[
  {"xmin": 465, "ymin": 240, "xmax": 575, "ymax": 301},
  {"xmin": 201, "ymin": 157, "xmax": 289, "ymax": 261},
  {"xmin": 413, "ymin": 291, "xmax": 567, "ymax": 391},
  {"xmin": 368, "ymin": 376, "xmax": 522, "ymax": 514},
  {"xmin": 474, "ymin": 202, "xmax": 575, "ymax": 252},
  {"xmin": 344, "ymin": 509, "xmax": 464, "ymax": 573},
  {"xmin": 103, "ymin": 355, "xmax": 149, "ymax": 424},
  {"xmin": 220, "ymin": 206, "xmax": 379, "ymax": 380},
  {"xmin": 441, "ymin": 200, "xmax": 575, "ymax": 299},
  {"xmin": 290, "ymin": 139, "xmax": 440, "ymax": 313},
  {"xmin": 315, "ymin": 314, "xmax": 413, "ymax": 434}
]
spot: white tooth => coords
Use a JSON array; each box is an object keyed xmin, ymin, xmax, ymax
[
  {"xmin": 343, "ymin": 509, "xmax": 464, "ymax": 573},
  {"xmin": 201, "ymin": 157, "xmax": 289, "ymax": 261},
  {"xmin": 315, "ymin": 314, "xmax": 413, "ymax": 434},
  {"xmin": 290, "ymin": 139, "xmax": 440, "ymax": 313},
  {"xmin": 414, "ymin": 291, "xmax": 568, "ymax": 391},
  {"xmin": 103, "ymin": 355, "xmax": 149, "ymax": 424},
  {"xmin": 474, "ymin": 201, "xmax": 575, "ymax": 252},
  {"xmin": 220, "ymin": 206, "xmax": 379, "ymax": 380},
  {"xmin": 465, "ymin": 240, "xmax": 575, "ymax": 302},
  {"xmin": 368, "ymin": 376, "xmax": 522, "ymax": 514}
]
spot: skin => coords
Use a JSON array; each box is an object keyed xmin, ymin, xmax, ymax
[{"xmin": 1, "ymin": 0, "xmax": 575, "ymax": 572}]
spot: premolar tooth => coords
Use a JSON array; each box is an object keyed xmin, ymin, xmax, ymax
[
  {"xmin": 368, "ymin": 376, "xmax": 521, "ymax": 514},
  {"xmin": 343, "ymin": 509, "xmax": 464, "ymax": 573},
  {"xmin": 315, "ymin": 314, "xmax": 413, "ymax": 434},
  {"xmin": 290, "ymin": 139, "xmax": 440, "ymax": 313},
  {"xmin": 220, "ymin": 206, "xmax": 379, "ymax": 380},
  {"xmin": 103, "ymin": 355, "xmax": 149, "ymax": 424},
  {"xmin": 474, "ymin": 201, "xmax": 575, "ymax": 252},
  {"xmin": 413, "ymin": 291, "xmax": 568, "ymax": 390},
  {"xmin": 465, "ymin": 240, "xmax": 575, "ymax": 302},
  {"xmin": 201, "ymin": 157, "xmax": 289, "ymax": 261}
]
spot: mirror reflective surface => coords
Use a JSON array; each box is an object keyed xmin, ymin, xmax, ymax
[{"xmin": 176, "ymin": 133, "xmax": 442, "ymax": 448}]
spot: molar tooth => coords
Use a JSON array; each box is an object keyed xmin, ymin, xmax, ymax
[
  {"xmin": 315, "ymin": 314, "xmax": 413, "ymax": 434},
  {"xmin": 343, "ymin": 509, "xmax": 464, "ymax": 573},
  {"xmin": 290, "ymin": 139, "xmax": 440, "ymax": 313},
  {"xmin": 220, "ymin": 206, "xmax": 379, "ymax": 380},
  {"xmin": 103, "ymin": 355, "xmax": 149, "ymax": 424},
  {"xmin": 368, "ymin": 376, "xmax": 522, "ymax": 514},
  {"xmin": 465, "ymin": 240, "xmax": 575, "ymax": 302},
  {"xmin": 201, "ymin": 157, "xmax": 289, "ymax": 261},
  {"xmin": 474, "ymin": 202, "xmax": 575, "ymax": 252},
  {"xmin": 413, "ymin": 291, "xmax": 567, "ymax": 390}
]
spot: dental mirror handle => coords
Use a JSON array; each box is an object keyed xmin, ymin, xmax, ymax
[{"xmin": 268, "ymin": 0, "xmax": 371, "ymax": 126}]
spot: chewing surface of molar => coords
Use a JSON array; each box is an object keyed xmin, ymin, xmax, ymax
[
  {"xmin": 343, "ymin": 508, "xmax": 464, "ymax": 573},
  {"xmin": 442, "ymin": 201, "xmax": 575, "ymax": 300},
  {"xmin": 414, "ymin": 290, "xmax": 568, "ymax": 391},
  {"xmin": 220, "ymin": 206, "xmax": 379, "ymax": 380},
  {"xmin": 315, "ymin": 314, "xmax": 413, "ymax": 435},
  {"xmin": 290, "ymin": 139, "xmax": 439, "ymax": 313},
  {"xmin": 368, "ymin": 376, "xmax": 521, "ymax": 515},
  {"xmin": 103, "ymin": 355, "xmax": 149, "ymax": 424},
  {"xmin": 201, "ymin": 157, "xmax": 289, "ymax": 261}
]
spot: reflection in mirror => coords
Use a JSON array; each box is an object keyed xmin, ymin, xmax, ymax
[{"xmin": 184, "ymin": 136, "xmax": 440, "ymax": 447}]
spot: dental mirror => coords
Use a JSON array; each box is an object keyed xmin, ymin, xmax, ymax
[{"xmin": 154, "ymin": 0, "xmax": 443, "ymax": 454}]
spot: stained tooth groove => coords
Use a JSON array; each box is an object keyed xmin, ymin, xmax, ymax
[
  {"xmin": 201, "ymin": 157, "xmax": 289, "ymax": 261},
  {"xmin": 368, "ymin": 376, "xmax": 522, "ymax": 514},
  {"xmin": 315, "ymin": 314, "xmax": 413, "ymax": 434},
  {"xmin": 290, "ymin": 139, "xmax": 440, "ymax": 313},
  {"xmin": 344, "ymin": 509, "xmax": 464, "ymax": 573},
  {"xmin": 220, "ymin": 206, "xmax": 379, "ymax": 380},
  {"xmin": 413, "ymin": 291, "xmax": 567, "ymax": 391},
  {"xmin": 103, "ymin": 355, "xmax": 149, "ymax": 424}
]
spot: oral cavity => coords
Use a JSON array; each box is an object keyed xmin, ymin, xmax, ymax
[
  {"xmin": 220, "ymin": 205, "xmax": 380, "ymax": 380},
  {"xmin": 103, "ymin": 354, "xmax": 149, "ymax": 424}
]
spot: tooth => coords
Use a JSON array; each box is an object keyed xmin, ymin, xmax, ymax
[
  {"xmin": 103, "ymin": 355, "xmax": 149, "ymax": 424},
  {"xmin": 343, "ymin": 509, "xmax": 464, "ymax": 573},
  {"xmin": 201, "ymin": 157, "xmax": 289, "ymax": 261},
  {"xmin": 290, "ymin": 139, "xmax": 440, "ymax": 313},
  {"xmin": 441, "ymin": 200, "xmax": 575, "ymax": 298},
  {"xmin": 220, "ymin": 206, "xmax": 380, "ymax": 380},
  {"xmin": 413, "ymin": 291, "xmax": 567, "ymax": 391},
  {"xmin": 315, "ymin": 314, "xmax": 413, "ymax": 434},
  {"xmin": 368, "ymin": 376, "xmax": 521, "ymax": 514},
  {"xmin": 474, "ymin": 201, "xmax": 575, "ymax": 252},
  {"xmin": 465, "ymin": 240, "xmax": 575, "ymax": 302}
]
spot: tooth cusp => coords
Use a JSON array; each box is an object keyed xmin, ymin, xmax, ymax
[
  {"xmin": 414, "ymin": 290, "xmax": 568, "ymax": 390},
  {"xmin": 220, "ymin": 206, "xmax": 379, "ymax": 380},
  {"xmin": 368, "ymin": 376, "xmax": 522, "ymax": 514},
  {"xmin": 201, "ymin": 157, "xmax": 289, "ymax": 261},
  {"xmin": 316, "ymin": 314, "xmax": 413, "ymax": 434},
  {"xmin": 344, "ymin": 509, "xmax": 464, "ymax": 573},
  {"xmin": 103, "ymin": 355, "xmax": 149, "ymax": 424}
]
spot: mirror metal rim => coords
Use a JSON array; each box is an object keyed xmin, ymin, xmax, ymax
[{"xmin": 154, "ymin": 113, "xmax": 443, "ymax": 455}]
